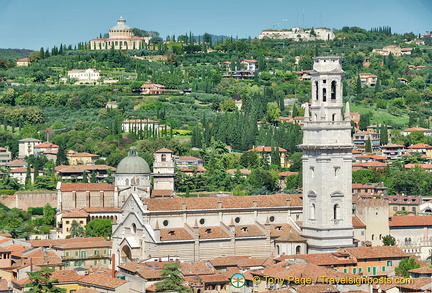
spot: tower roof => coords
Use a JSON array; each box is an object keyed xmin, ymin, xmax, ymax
[{"xmin": 116, "ymin": 147, "xmax": 150, "ymax": 174}]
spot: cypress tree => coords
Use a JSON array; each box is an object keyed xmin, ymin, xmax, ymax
[
  {"xmin": 380, "ymin": 124, "xmax": 388, "ymax": 145},
  {"xmin": 25, "ymin": 164, "xmax": 31, "ymax": 186},
  {"xmin": 90, "ymin": 171, "xmax": 97, "ymax": 183},
  {"xmin": 82, "ymin": 171, "xmax": 88, "ymax": 183},
  {"xmin": 365, "ymin": 137, "xmax": 372, "ymax": 153}
]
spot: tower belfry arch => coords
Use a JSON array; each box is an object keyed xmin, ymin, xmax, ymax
[{"xmin": 300, "ymin": 56, "xmax": 354, "ymax": 253}]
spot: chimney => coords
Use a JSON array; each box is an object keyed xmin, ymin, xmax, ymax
[{"xmin": 111, "ymin": 254, "xmax": 116, "ymax": 278}]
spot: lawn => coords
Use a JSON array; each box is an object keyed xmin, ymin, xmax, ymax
[{"xmin": 350, "ymin": 104, "xmax": 409, "ymax": 127}]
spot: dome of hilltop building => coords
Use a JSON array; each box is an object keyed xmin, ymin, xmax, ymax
[
  {"xmin": 117, "ymin": 147, "xmax": 150, "ymax": 174},
  {"xmin": 115, "ymin": 147, "xmax": 152, "ymax": 203},
  {"xmin": 109, "ymin": 16, "xmax": 133, "ymax": 39}
]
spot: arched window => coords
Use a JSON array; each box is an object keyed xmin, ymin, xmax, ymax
[
  {"xmin": 161, "ymin": 154, "xmax": 167, "ymax": 162},
  {"xmin": 332, "ymin": 113, "xmax": 336, "ymax": 121},
  {"xmin": 331, "ymin": 81, "xmax": 337, "ymax": 100},
  {"xmin": 372, "ymin": 234, "xmax": 375, "ymax": 240},
  {"xmin": 136, "ymin": 179, "xmax": 140, "ymax": 185},
  {"xmin": 311, "ymin": 203, "xmax": 316, "ymax": 220},
  {"xmin": 315, "ymin": 81, "xmax": 319, "ymax": 100},
  {"xmin": 296, "ymin": 245, "xmax": 301, "ymax": 254},
  {"xmin": 323, "ymin": 88, "xmax": 327, "ymax": 102},
  {"xmin": 276, "ymin": 245, "xmax": 280, "ymax": 256},
  {"xmin": 333, "ymin": 204, "xmax": 340, "ymax": 220},
  {"xmin": 125, "ymin": 179, "xmax": 129, "ymax": 185}
]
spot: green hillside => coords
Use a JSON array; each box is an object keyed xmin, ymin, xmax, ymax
[{"xmin": 0, "ymin": 48, "xmax": 33, "ymax": 60}]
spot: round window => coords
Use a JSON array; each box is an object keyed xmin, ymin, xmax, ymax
[
  {"xmin": 163, "ymin": 220, "xmax": 169, "ymax": 227},
  {"xmin": 199, "ymin": 218, "xmax": 205, "ymax": 225},
  {"xmin": 269, "ymin": 216, "xmax": 275, "ymax": 222},
  {"xmin": 131, "ymin": 223, "xmax": 137, "ymax": 234},
  {"xmin": 235, "ymin": 217, "xmax": 240, "ymax": 224}
]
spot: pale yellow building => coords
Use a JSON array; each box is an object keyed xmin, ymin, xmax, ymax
[{"xmin": 67, "ymin": 152, "xmax": 100, "ymax": 165}]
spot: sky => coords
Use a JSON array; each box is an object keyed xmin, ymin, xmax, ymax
[{"xmin": 0, "ymin": 0, "xmax": 431, "ymax": 50}]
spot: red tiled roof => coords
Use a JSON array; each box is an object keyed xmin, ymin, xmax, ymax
[
  {"xmin": 403, "ymin": 127, "xmax": 431, "ymax": 132},
  {"xmin": 209, "ymin": 256, "xmax": 273, "ymax": 268},
  {"xmin": 278, "ymin": 171, "xmax": 298, "ymax": 177},
  {"xmin": 59, "ymin": 183, "xmax": 114, "ymax": 192},
  {"xmin": 35, "ymin": 142, "xmax": 59, "ymax": 148},
  {"xmin": 389, "ymin": 215, "xmax": 432, "ymax": 227},
  {"xmin": 352, "ymin": 216, "xmax": 366, "ymax": 228},
  {"xmin": 405, "ymin": 164, "xmax": 432, "ymax": 170},
  {"xmin": 344, "ymin": 246, "xmax": 409, "ymax": 259},
  {"xmin": 61, "ymin": 209, "xmax": 89, "ymax": 218},
  {"xmin": 79, "ymin": 272, "xmax": 127, "ymax": 289},
  {"xmin": 10, "ymin": 167, "xmax": 33, "ymax": 173},
  {"xmin": 160, "ymin": 228, "xmax": 194, "ymax": 241},
  {"xmin": 30, "ymin": 237, "xmax": 106, "ymax": 248},
  {"xmin": 143, "ymin": 193, "xmax": 302, "ymax": 211},
  {"xmin": 408, "ymin": 143, "xmax": 432, "ymax": 149},
  {"xmin": 248, "ymin": 146, "xmax": 287, "ymax": 153},
  {"xmin": 6, "ymin": 159, "xmax": 27, "ymax": 166},
  {"xmin": 277, "ymin": 251, "xmax": 356, "ymax": 266}
]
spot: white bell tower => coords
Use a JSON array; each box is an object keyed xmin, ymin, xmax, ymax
[{"xmin": 300, "ymin": 56, "xmax": 354, "ymax": 253}]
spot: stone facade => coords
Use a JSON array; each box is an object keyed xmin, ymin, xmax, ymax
[
  {"xmin": 300, "ymin": 57, "xmax": 354, "ymax": 253},
  {"xmin": 112, "ymin": 194, "xmax": 303, "ymax": 265}
]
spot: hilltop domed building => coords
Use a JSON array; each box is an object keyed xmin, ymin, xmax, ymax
[
  {"xmin": 115, "ymin": 147, "xmax": 152, "ymax": 203},
  {"xmin": 89, "ymin": 16, "xmax": 151, "ymax": 50}
]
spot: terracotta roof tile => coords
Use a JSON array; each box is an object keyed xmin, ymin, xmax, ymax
[
  {"xmin": 151, "ymin": 190, "xmax": 174, "ymax": 197},
  {"xmin": 143, "ymin": 194, "xmax": 302, "ymax": 211},
  {"xmin": 35, "ymin": 142, "xmax": 59, "ymax": 148},
  {"xmin": 199, "ymin": 226, "xmax": 230, "ymax": 239},
  {"xmin": 344, "ymin": 246, "xmax": 409, "ymax": 259},
  {"xmin": 55, "ymin": 165, "xmax": 115, "ymax": 174},
  {"xmin": 160, "ymin": 228, "xmax": 194, "ymax": 241},
  {"xmin": 61, "ymin": 209, "xmax": 89, "ymax": 218},
  {"xmin": 408, "ymin": 266, "xmax": 432, "ymax": 274},
  {"xmin": 352, "ymin": 216, "xmax": 366, "ymax": 228},
  {"xmin": 30, "ymin": 237, "xmax": 106, "ymax": 248},
  {"xmin": 6, "ymin": 159, "xmax": 27, "ymax": 166},
  {"xmin": 403, "ymin": 127, "xmax": 431, "ymax": 132},
  {"xmin": 59, "ymin": 182, "xmax": 114, "ymax": 192},
  {"xmin": 79, "ymin": 272, "xmax": 127, "ymax": 289},
  {"xmin": 180, "ymin": 261, "xmax": 215, "ymax": 276},
  {"xmin": 209, "ymin": 256, "xmax": 273, "ymax": 268},
  {"xmin": 235, "ymin": 225, "xmax": 265, "ymax": 237},
  {"xmin": 248, "ymin": 146, "xmax": 287, "ymax": 153},
  {"xmin": 277, "ymin": 251, "xmax": 356, "ymax": 266},
  {"xmin": 389, "ymin": 215, "xmax": 432, "ymax": 227}
]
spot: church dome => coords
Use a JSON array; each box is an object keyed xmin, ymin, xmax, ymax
[
  {"xmin": 111, "ymin": 16, "xmax": 131, "ymax": 30},
  {"xmin": 116, "ymin": 147, "xmax": 150, "ymax": 174}
]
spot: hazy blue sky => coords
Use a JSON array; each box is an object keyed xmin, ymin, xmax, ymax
[{"xmin": 1, "ymin": 0, "xmax": 431, "ymax": 50}]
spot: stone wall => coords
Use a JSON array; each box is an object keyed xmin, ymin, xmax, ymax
[{"xmin": 1, "ymin": 191, "xmax": 57, "ymax": 209}]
